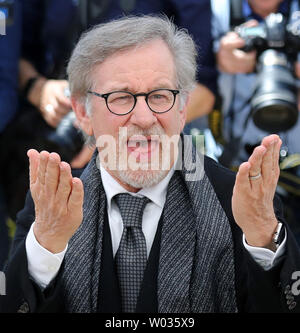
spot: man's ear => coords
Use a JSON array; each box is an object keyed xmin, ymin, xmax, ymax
[{"xmin": 71, "ymin": 96, "xmax": 93, "ymax": 136}]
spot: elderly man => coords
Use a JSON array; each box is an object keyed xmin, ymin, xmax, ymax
[{"xmin": 1, "ymin": 15, "xmax": 300, "ymax": 313}]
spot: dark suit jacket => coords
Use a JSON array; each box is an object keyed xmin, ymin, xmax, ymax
[{"xmin": 1, "ymin": 155, "xmax": 300, "ymax": 313}]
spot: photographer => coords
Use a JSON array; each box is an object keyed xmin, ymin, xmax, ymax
[
  {"xmin": 211, "ymin": 0, "xmax": 300, "ymax": 241},
  {"xmin": 0, "ymin": 0, "xmax": 21, "ymax": 269}
]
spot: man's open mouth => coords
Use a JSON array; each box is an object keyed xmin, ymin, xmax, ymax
[{"xmin": 127, "ymin": 135, "xmax": 160, "ymax": 161}]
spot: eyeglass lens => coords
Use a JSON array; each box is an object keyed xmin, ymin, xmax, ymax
[{"xmin": 106, "ymin": 89, "xmax": 175, "ymax": 114}]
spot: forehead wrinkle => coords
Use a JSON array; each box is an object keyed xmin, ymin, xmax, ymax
[
  {"xmin": 91, "ymin": 40, "xmax": 177, "ymax": 92},
  {"xmin": 96, "ymin": 72, "xmax": 176, "ymax": 94}
]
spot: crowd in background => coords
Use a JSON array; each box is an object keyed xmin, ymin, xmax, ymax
[{"xmin": 1, "ymin": 0, "xmax": 300, "ymax": 270}]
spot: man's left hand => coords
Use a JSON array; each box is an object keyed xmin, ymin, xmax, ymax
[{"xmin": 232, "ymin": 134, "xmax": 282, "ymax": 250}]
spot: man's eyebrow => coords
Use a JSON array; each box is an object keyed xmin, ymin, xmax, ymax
[
  {"xmin": 104, "ymin": 83, "xmax": 175, "ymax": 93},
  {"xmin": 101, "ymin": 84, "xmax": 130, "ymax": 92}
]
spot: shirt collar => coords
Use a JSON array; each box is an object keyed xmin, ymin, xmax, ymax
[{"xmin": 99, "ymin": 163, "xmax": 175, "ymax": 210}]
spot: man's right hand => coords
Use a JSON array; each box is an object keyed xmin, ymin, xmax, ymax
[
  {"xmin": 28, "ymin": 79, "xmax": 72, "ymax": 128},
  {"xmin": 217, "ymin": 31, "xmax": 257, "ymax": 74},
  {"xmin": 27, "ymin": 149, "xmax": 84, "ymax": 254},
  {"xmin": 19, "ymin": 59, "xmax": 72, "ymax": 127}
]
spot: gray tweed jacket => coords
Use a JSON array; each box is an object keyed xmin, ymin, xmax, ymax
[{"xmin": 2, "ymin": 139, "xmax": 300, "ymax": 313}]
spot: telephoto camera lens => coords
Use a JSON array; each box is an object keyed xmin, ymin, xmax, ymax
[{"xmin": 251, "ymin": 49, "xmax": 298, "ymax": 132}]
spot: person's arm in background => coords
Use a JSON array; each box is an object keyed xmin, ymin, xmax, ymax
[
  {"xmin": 0, "ymin": 0, "xmax": 22, "ymax": 133},
  {"xmin": 216, "ymin": 21, "xmax": 258, "ymax": 74},
  {"xmin": 185, "ymin": 83, "xmax": 215, "ymax": 123},
  {"xmin": 20, "ymin": 0, "xmax": 71, "ymax": 128},
  {"xmin": 20, "ymin": 0, "xmax": 93, "ymax": 169},
  {"xmin": 19, "ymin": 58, "xmax": 93, "ymax": 168},
  {"xmin": 19, "ymin": 59, "xmax": 71, "ymax": 128},
  {"xmin": 168, "ymin": 0, "xmax": 217, "ymax": 123}
]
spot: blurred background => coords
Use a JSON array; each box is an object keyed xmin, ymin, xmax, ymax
[{"xmin": 0, "ymin": 0, "xmax": 300, "ymax": 270}]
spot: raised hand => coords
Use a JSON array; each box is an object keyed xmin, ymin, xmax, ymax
[
  {"xmin": 232, "ymin": 134, "xmax": 282, "ymax": 250},
  {"xmin": 217, "ymin": 31, "xmax": 257, "ymax": 74},
  {"xmin": 28, "ymin": 79, "xmax": 72, "ymax": 128},
  {"xmin": 27, "ymin": 149, "xmax": 84, "ymax": 253}
]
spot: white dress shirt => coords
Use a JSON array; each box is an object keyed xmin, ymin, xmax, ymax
[{"xmin": 25, "ymin": 163, "xmax": 286, "ymax": 289}]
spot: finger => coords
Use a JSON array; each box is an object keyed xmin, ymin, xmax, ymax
[
  {"xmin": 55, "ymin": 103, "xmax": 71, "ymax": 117},
  {"xmin": 272, "ymin": 137, "xmax": 282, "ymax": 168},
  {"xmin": 48, "ymin": 97, "xmax": 69, "ymax": 117},
  {"xmin": 56, "ymin": 94, "xmax": 72, "ymax": 110},
  {"xmin": 248, "ymin": 145, "xmax": 266, "ymax": 188},
  {"xmin": 56, "ymin": 161, "xmax": 72, "ymax": 206},
  {"xmin": 248, "ymin": 145, "xmax": 266, "ymax": 176},
  {"xmin": 261, "ymin": 135, "xmax": 279, "ymax": 180},
  {"xmin": 243, "ymin": 50, "xmax": 257, "ymax": 61},
  {"xmin": 45, "ymin": 112, "xmax": 61, "ymax": 128},
  {"xmin": 233, "ymin": 49, "xmax": 256, "ymax": 72},
  {"xmin": 234, "ymin": 161, "xmax": 251, "ymax": 191},
  {"xmin": 37, "ymin": 151, "xmax": 50, "ymax": 186},
  {"xmin": 53, "ymin": 80, "xmax": 72, "ymax": 109},
  {"xmin": 271, "ymin": 137, "xmax": 282, "ymax": 181},
  {"xmin": 68, "ymin": 177, "xmax": 84, "ymax": 212},
  {"xmin": 241, "ymin": 19, "xmax": 259, "ymax": 28},
  {"xmin": 223, "ymin": 37, "xmax": 245, "ymax": 50},
  {"xmin": 27, "ymin": 149, "xmax": 40, "ymax": 186},
  {"xmin": 45, "ymin": 152, "xmax": 61, "ymax": 195},
  {"xmin": 261, "ymin": 134, "xmax": 279, "ymax": 150},
  {"xmin": 41, "ymin": 100, "xmax": 60, "ymax": 128}
]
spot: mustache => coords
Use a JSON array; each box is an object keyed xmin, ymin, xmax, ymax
[{"xmin": 121, "ymin": 124, "xmax": 166, "ymax": 140}]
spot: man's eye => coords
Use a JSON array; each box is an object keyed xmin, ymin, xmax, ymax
[
  {"xmin": 109, "ymin": 94, "xmax": 132, "ymax": 104},
  {"xmin": 152, "ymin": 94, "xmax": 165, "ymax": 99},
  {"xmin": 149, "ymin": 93, "xmax": 170, "ymax": 103}
]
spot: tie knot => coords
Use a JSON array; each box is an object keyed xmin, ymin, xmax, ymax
[{"xmin": 114, "ymin": 193, "xmax": 150, "ymax": 228}]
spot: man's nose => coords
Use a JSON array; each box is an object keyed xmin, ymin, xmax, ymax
[{"xmin": 129, "ymin": 97, "xmax": 158, "ymax": 128}]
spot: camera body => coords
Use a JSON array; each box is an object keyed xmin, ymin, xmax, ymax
[
  {"xmin": 44, "ymin": 111, "xmax": 84, "ymax": 163},
  {"xmin": 43, "ymin": 88, "xmax": 84, "ymax": 163},
  {"xmin": 235, "ymin": 12, "xmax": 300, "ymax": 132}
]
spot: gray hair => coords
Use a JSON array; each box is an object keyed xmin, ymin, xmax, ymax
[
  {"xmin": 67, "ymin": 15, "xmax": 198, "ymax": 145},
  {"xmin": 67, "ymin": 14, "xmax": 197, "ymax": 100}
]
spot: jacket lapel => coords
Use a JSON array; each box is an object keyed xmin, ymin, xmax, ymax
[
  {"xmin": 158, "ymin": 170, "xmax": 196, "ymax": 313},
  {"xmin": 158, "ymin": 137, "xmax": 237, "ymax": 313},
  {"xmin": 63, "ymin": 152, "xmax": 106, "ymax": 312}
]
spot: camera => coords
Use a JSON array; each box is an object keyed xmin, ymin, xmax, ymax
[
  {"xmin": 235, "ymin": 12, "xmax": 300, "ymax": 132},
  {"xmin": 42, "ymin": 89, "xmax": 84, "ymax": 163},
  {"xmin": 44, "ymin": 111, "xmax": 84, "ymax": 163}
]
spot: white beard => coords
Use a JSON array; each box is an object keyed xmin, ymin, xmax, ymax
[
  {"xmin": 97, "ymin": 123, "xmax": 180, "ymax": 189},
  {"xmin": 116, "ymin": 124, "xmax": 168, "ymax": 188},
  {"xmin": 117, "ymin": 167, "xmax": 169, "ymax": 189}
]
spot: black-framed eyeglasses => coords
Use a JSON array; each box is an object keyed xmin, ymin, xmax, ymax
[{"xmin": 87, "ymin": 88, "xmax": 180, "ymax": 115}]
